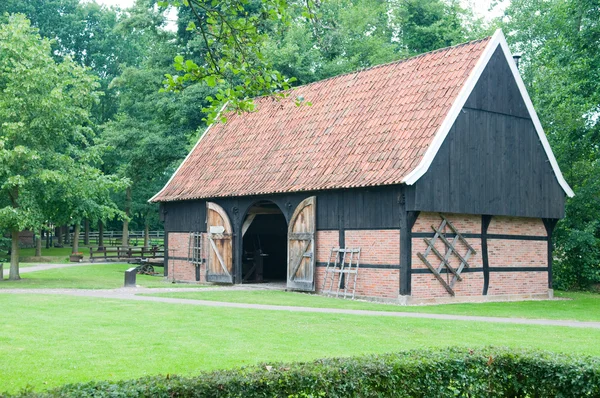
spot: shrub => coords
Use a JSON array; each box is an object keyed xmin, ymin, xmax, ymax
[{"xmin": 4, "ymin": 347, "xmax": 600, "ymax": 397}]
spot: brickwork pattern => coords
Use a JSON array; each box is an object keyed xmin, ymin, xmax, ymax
[
  {"xmin": 316, "ymin": 230, "xmax": 339, "ymax": 263},
  {"xmin": 316, "ymin": 267, "xmax": 399, "ymax": 299},
  {"xmin": 488, "ymin": 240, "xmax": 547, "ymax": 268},
  {"xmin": 315, "ymin": 229, "xmax": 400, "ymax": 299},
  {"xmin": 412, "ymin": 213, "xmax": 483, "ymax": 298},
  {"xmin": 412, "ymin": 213, "xmax": 481, "ymax": 234},
  {"xmin": 345, "ymin": 230, "xmax": 400, "ymax": 265},
  {"xmin": 167, "ymin": 232, "xmax": 208, "ymax": 283},
  {"xmin": 411, "ymin": 213, "xmax": 549, "ymax": 298},
  {"xmin": 488, "ymin": 271, "xmax": 548, "ymax": 295},
  {"xmin": 488, "ymin": 216, "xmax": 546, "ymax": 236},
  {"xmin": 486, "ymin": 217, "xmax": 548, "ymax": 295},
  {"xmin": 412, "ymin": 272, "xmax": 484, "ymax": 298}
]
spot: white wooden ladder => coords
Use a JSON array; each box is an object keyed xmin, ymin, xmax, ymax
[{"xmin": 321, "ymin": 247, "xmax": 361, "ymax": 299}]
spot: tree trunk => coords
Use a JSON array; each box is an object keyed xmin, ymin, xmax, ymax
[
  {"xmin": 122, "ymin": 186, "xmax": 131, "ymax": 247},
  {"xmin": 35, "ymin": 229, "xmax": 42, "ymax": 257},
  {"xmin": 84, "ymin": 219, "xmax": 90, "ymax": 246},
  {"xmin": 98, "ymin": 221, "xmax": 104, "ymax": 247},
  {"xmin": 57, "ymin": 226, "xmax": 63, "ymax": 245},
  {"xmin": 144, "ymin": 220, "xmax": 149, "ymax": 248},
  {"xmin": 9, "ymin": 229, "xmax": 20, "ymax": 280},
  {"xmin": 64, "ymin": 225, "xmax": 70, "ymax": 245},
  {"xmin": 46, "ymin": 227, "xmax": 50, "ymax": 249},
  {"xmin": 72, "ymin": 223, "xmax": 80, "ymax": 253}
]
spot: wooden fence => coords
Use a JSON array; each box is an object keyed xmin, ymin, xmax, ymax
[
  {"xmin": 89, "ymin": 246, "xmax": 164, "ymax": 262},
  {"xmin": 70, "ymin": 231, "xmax": 164, "ymax": 246}
]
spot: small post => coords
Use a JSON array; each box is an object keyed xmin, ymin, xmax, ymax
[{"xmin": 124, "ymin": 267, "xmax": 137, "ymax": 287}]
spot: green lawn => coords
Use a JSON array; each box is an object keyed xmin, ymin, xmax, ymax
[
  {"xmin": 0, "ymin": 263, "xmax": 207, "ymax": 289},
  {"xmin": 2, "ymin": 241, "xmax": 163, "ymax": 263},
  {"xmin": 143, "ymin": 290, "xmax": 600, "ymax": 322},
  {"xmin": 1, "ymin": 293, "xmax": 600, "ymax": 394}
]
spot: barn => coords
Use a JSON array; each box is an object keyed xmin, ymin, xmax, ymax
[{"xmin": 151, "ymin": 30, "xmax": 573, "ymax": 304}]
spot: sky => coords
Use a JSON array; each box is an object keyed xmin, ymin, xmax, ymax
[{"xmin": 94, "ymin": 0, "xmax": 508, "ymax": 22}]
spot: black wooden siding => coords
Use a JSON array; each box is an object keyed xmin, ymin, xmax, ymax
[
  {"xmin": 405, "ymin": 47, "xmax": 565, "ymax": 219},
  {"xmin": 317, "ymin": 186, "xmax": 402, "ymax": 230},
  {"xmin": 163, "ymin": 186, "xmax": 403, "ymax": 234},
  {"xmin": 163, "ymin": 200, "xmax": 206, "ymax": 232}
]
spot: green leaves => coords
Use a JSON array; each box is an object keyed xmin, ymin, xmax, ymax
[
  {"xmin": 160, "ymin": 0, "xmax": 295, "ymax": 124},
  {"xmin": 501, "ymin": 0, "xmax": 600, "ymax": 289},
  {"xmin": 0, "ymin": 14, "xmax": 127, "ymax": 257},
  {"xmin": 18, "ymin": 348, "xmax": 600, "ymax": 397}
]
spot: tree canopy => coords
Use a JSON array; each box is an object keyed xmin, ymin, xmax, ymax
[
  {"xmin": 500, "ymin": 0, "xmax": 600, "ymax": 288},
  {"xmin": 0, "ymin": 13, "xmax": 126, "ymax": 278}
]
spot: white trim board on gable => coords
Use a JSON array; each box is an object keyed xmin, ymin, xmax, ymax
[{"xmin": 402, "ymin": 29, "xmax": 574, "ymax": 198}]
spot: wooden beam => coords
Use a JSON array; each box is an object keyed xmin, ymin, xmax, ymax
[
  {"xmin": 417, "ymin": 253, "xmax": 454, "ymax": 296},
  {"xmin": 424, "ymin": 238, "xmax": 462, "ymax": 281},
  {"xmin": 431, "ymin": 226, "xmax": 471, "ymax": 268},
  {"xmin": 289, "ymin": 232, "xmax": 314, "ymax": 241},
  {"xmin": 440, "ymin": 215, "xmax": 477, "ymax": 253},
  {"xmin": 289, "ymin": 239, "xmax": 312, "ymax": 281}
]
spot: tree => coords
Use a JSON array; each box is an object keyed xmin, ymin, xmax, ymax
[
  {"xmin": 102, "ymin": 47, "xmax": 209, "ymax": 246},
  {"xmin": 263, "ymin": 0, "xmax": 486, "ymax": 85},
  {"xmin": 0, "ymin": 1, "xmax": 148, "ymax": 124},
  {"xmin": 0, "ymin": 14, "xmax": 125, "ymax": 279},
  {"xmin": 500, "ymin": 0, "xmax": 600, "ymax": 288},
  {"xmin": 159, "ymin": 0, "xmax": 296, "ymax": 123}
]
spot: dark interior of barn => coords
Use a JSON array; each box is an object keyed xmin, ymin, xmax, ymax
[{"xmin": 241, "ymin": 203, "xmax": 288, "ymax": 283}]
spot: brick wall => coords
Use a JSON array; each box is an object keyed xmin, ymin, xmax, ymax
[
  {"xmin": 411, "ymin": 213, "xmax": 549, "ymax": 298},
  {"xmin": 487, "ymin": 216, "xmax": 548, "ymax": 295},
  {"xmin": 167, "ymin": 232, "xmax": 207, "ymax": 283},
  {"xmin": 315, "ymin": 229, "xmax": 400, "ymax": 300},
  {"xmin": 315, "ymin": 230, "xmax": 339, "ymax": 264},
  {"xmin": 345, "ymin": 230, "xmax": 399, "ymax": 265},
  {"xmin": 315, "ymin": 230, "xmax": 339, "ymax": 293},
  {"xmin": 412, "ymin": 213, "xmax": 483, "ymax": 298},
  {"xmin": 488, "ymin": 216, "xmax": 546, "ymax": 236}
]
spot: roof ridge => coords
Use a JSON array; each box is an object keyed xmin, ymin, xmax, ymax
[{"xmin": 260, "ymin": 35, "xmax": 492, "ymax": 100}]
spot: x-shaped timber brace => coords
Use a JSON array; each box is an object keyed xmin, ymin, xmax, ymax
[{"xmin": 417, "ymin": 214, "xmax": 476, "ymax": 296}]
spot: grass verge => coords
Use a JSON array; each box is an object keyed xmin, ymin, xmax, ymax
[
  {"xmin": 1, "ymin": 294, "xmax": 600, "ymax": 393},
  {"xmin": 0, "ymin": 263, "xmax": 207, "ymax": 289},
  {"xmin": 141, "ymin": 290, "xmax": 600, "ymax": 322}
]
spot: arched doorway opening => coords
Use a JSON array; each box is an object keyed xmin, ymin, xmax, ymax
[{"xmin": 241, "ymin": 201, "xmax": 287, "ymax": 283}]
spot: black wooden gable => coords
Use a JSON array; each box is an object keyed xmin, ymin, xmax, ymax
[{"xmin": 405, "ymin": 47, "xmax": 566, "ymax": 219}]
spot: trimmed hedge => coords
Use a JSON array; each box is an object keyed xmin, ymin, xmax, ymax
[{"xmin": 5, "ymin": 347, "xmax": 600, "ymax": 397}]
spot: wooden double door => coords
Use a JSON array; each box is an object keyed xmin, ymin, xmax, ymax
[{"xmin": 205, "ymin": 197, "xmax": 316, "ymax": 291}]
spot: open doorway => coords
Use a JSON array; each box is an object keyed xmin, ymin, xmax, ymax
[{"xmin": 241, "ymin": 201, "xmax": 287, "ymax": 283}]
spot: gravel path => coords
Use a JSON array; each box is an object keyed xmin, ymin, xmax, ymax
[
  {"xmin": 18, "ymin": 262, "xmax": 97, "ymax": 274},
  {"xmin": 1, "ymin": 287, "xmax": 599, "ymax": 329}
]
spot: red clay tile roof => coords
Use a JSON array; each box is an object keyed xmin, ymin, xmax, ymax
[{"xmin": 153, "ymin": 37, "xmax": 491, "ymax": 202}]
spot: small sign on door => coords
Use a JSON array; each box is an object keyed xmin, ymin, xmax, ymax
[{"xmin": 209, "ymin": 225, "xmax": 225, "ymax": 234}]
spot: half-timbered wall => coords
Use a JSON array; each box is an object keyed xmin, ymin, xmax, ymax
[
  {"xmin": 409, "ymin": 212, "xmax": 550, "ymax": 299},
  {"xmin": 486, "ymin": 216, "xmax": 549, "ymax": 295},
  {"xmin": 163, "ymin": 187, "xmax": 403, "ymax": 291},
  {"xmin": 166, "ymin": 232, "xmax": 208, "ymax": 283},
  {"xmin": 405, "ymin": 48, "xmax": 566, "ymax": 219},
  {"xmin": 411, "ymin": 213, "xmax": 484, "ymax": 298}
]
